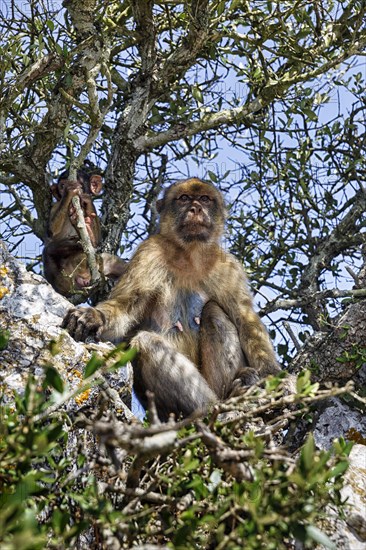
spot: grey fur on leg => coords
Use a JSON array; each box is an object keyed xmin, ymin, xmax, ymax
[
  {"xmin": 131, "ymin": 331, "xmax": 217, "ymax": 421},
  {"xmin": 200, "ymin": 302, "xmax": 247, "ymax": 399}
]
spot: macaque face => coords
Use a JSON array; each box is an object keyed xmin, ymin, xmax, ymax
[
  {"xmin": 88, "ymin": 175, "xmax": 103, "ymax": 195},
  {"xmin": 159, "ymin": 179, "xmax": 225, "ymax": 243},
  {"xmin": 73, "ymin": 260, "xmax": 92, "ymax": 289},
  {"xmin": 54, "ymin": 170, "xmax": 103, "ymax": 199}
]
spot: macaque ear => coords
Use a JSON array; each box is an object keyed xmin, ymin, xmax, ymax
[
  {"xmin": 50, "ymin": 183, "xmax": 62, "ymax": 200},
  {"xmin": 89, "ymin": 175, "xmax": 103, "ymax": 195},
  {"xmin": 156, "ymin": 198, "xmax": 164, "ymax": 213}
]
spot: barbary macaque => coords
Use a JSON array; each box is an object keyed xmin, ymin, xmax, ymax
[
  {"xmin": 62, "ymin": 178, "xmax": 280, "ymax": 420},
  {"xmin": 43, "ymin": 164, "xmax": 126, "ymax": 298}
]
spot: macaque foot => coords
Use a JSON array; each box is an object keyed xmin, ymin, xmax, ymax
[
  {"xmin": 62, "ymin": 306, "xmax": 106, "ymax": 341},
  {"xmin": 229, "ymin": 367, "xmax": 260, "ymax": 397}
]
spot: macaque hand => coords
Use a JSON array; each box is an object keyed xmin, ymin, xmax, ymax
[
  {"xmin": 61, "ymin": 181, "xmax": 83, "ymax": 224},
  {"xmin": 62, "ymin": 179, "xmax": 83, "ymax": 197},
  {"xmin": 61, "ymin": 306, "xmax": 106, "ymax": 341}
]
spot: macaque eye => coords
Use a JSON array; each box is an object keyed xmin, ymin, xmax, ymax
[
  {"xmin": 200, "ymin": 195, "xmax": 211, "ymax": 203},
  {"xmin": 178, "ymin": 194, "xmax": 191, "ymax": 202}
]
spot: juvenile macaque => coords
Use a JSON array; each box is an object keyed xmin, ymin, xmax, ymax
[
  {"xmin": 63, "ymin": 178, "xmax": 280, "ymax": 419},
  {"xmin": 43, "ymin": 165, "xmax": 126, "ymax": 298}
]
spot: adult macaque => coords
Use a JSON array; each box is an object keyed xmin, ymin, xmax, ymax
[
  {"xmin": 62, "ymin": 178, "xmax": 280, "ymax": 419},
  {"xmin": 43, "ymin": 165, "xmax": 126, "ymax": 298}
]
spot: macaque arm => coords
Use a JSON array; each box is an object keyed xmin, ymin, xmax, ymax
[
  {"xmin": 63, "ymin": 239, "xmax": 167, "ymax": 342},
  {"xmin": 48, "ymin": 180, "xmax": 84, "ymax": 238},
  {"xmin": 48, "ymin": 201, "xmax": 72, "ymax": 237},
  {"xmin": 208, "ymin": 254, "xmax": 280, "ymax": 377},
  {"xmin": 100, "ymin": 241, "xmax": 166, "ymax": 338}
]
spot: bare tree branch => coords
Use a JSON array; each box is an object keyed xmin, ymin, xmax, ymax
[
  {"xmin": 298, "ymin": 189, "xmax": 366, "ymax": 329},
  {"xmin": 135, "ymin": 99, "xmax": 263, "ymax": 151},
  {"xmin": 261, "ymin": 288, "xmax": 366, "ymax": 316}
]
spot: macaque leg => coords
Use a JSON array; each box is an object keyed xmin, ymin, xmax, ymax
[
  {"xmin": 200, "ymin": 301, "xmax": 248, "ymax": 400},
  {"xmin": 131, "ymin": 331, "xmax": 217, "ymax": 421}
]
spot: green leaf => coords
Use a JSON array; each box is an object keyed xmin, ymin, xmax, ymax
[
  {"xmin": 301, "ymin": 433, "xmax": 315, "ymax": 473},
  {"xmin": 84, "ymin": 353, "xmax": 104, "ymax": 379},
  {"xmin": 52, "ymin": 508, "xmax": 70, "ymax": 535},
  {"xmin": 44, "ymin": 366, "xmax": 64, "ymax": 393},
  {"xmin": 217, "ymin": 0, "xmax": 225, "ymax": 15},
  {"xmin": 328, "ymin": 460, "xmax": 349, "ymax": 479},
  {"xmin": 230, "ymin": 0, "xmax": 241, "ymax": 10},
  {"xmin": 0, "ymin": 329, "xmax": 9, "ymax": 350},
  {"xmin": 192, "ymin": 85, "xmax": 203, "ymax": 104},
  {"xmin": 46, "ymin": 423, "xmax": 64, "ymax": 443},
  {"xmin": 207, "ymin": 170, "xmax": 218, "ymax": 182},
  {"xmin": 296, "ymin": 370, "xmax": 311, "ymax": 393},
  {"xmin": 183, "ymin": 458, "xmax": 200, "ymax": 471},
  {"xmin": 302, "ymin": 107, "xmax": 318, "ymax": 122},
  {"xmin": 110, "ymin": 346, "xmax": 137, "ymax": 369},
  {"xmin": 305, "ymin": 525, "xmax": 336, "ymax": 549},
  {"xmin": 48, "ymin": 338, "xmax": 62, "ymax": 356},
  {"xmin": 55, "ymin": 42, "xmax": 63, "ymax": 56}
]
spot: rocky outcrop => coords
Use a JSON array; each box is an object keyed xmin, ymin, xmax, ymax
[{"xmin": 0, "ymin": 241, "xmax": 133, "ymax": 418}]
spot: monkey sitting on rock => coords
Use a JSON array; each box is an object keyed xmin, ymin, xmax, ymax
[{"xmin": 62, "ymin": 178, "xmax": 280, "ymax": 420}]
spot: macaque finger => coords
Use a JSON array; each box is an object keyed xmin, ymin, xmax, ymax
[
  {"xmin": 62, "ymin": 307, "xmax": 106, "ymax": 341},
  {"xmin": 61, "ymin": 307, "xmax": 80, "ymax": 333},
  {"xmin": 84, "ymin": 215, "xmax": 96, "ymax": 225}
]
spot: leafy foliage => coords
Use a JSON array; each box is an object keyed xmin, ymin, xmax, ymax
[{"xmin": 0, "ymin": 359, "xmax": 353, "ymax": 549}]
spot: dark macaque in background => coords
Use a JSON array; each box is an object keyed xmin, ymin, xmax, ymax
[
  {"xmin": 43, "ymin": 163, "xmax": 126, "ymax": 298},
  {"xmin": 62, "ymin": 178, "xmax": 280, "ymax": 420}
]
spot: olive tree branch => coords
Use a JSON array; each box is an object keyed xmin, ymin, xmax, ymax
[
  {"xmin": 260, "ymin": 287, "xmax": 366, "ymax": 316},
  {"xmin": 155, "ymin": 0, "xmax": 210, "ymax": 92},
  {"xmin": 297, "ymin": 189, "xmax": 366, "ymax": 329},
  {"xmin": 68, "ymin": 196, "xmax": 100, "ymax": 284},
  {"xmin": 135, "ymin": 100, "xmax": 263, "ymax": 151},
  {"xmin": 0, "ymin": 53, "xmax": 63, "ymax": 113},
  {"xmin": 67, "ymin": 56, "xmax": 113, "ymax": 285},
  {"xmin": 131, "ymin": 0, "xmax": 156, "ymax": 78},
  {"xmin": 74, "ymin": 379, "xmax": 354, "ymax": 489},
  {"xmin": 7, "ymin": 187, "xmax": 43, "ymax": 239},
  {"xmin": 138, "ymin": 3, "xmax": 366, "ymax": 153}
]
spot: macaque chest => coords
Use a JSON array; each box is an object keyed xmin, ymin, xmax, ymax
[
  {"xmin": 144, "ymin": 288, "xmax": 208, "ymax": 364},
  {"xmin": 170, "ymin": 289, "xmax": 207, "ymax": 335},
  {"xmin": 168, "ymin": 288, "xmax": 208, "ymax": 364}
]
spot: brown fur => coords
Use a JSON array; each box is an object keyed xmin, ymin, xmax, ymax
[
  {"xmin": 62, "ymin": 178, "xmax": 280, "ymax": 419},
  {"xmin": 43, "ymin": 175, "xmax": 126, "ymax": 297}
]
